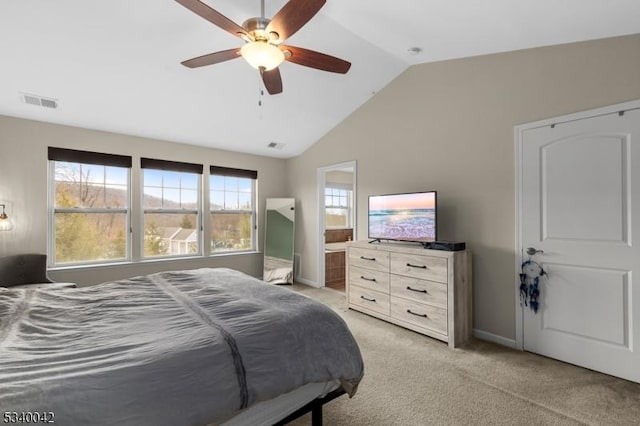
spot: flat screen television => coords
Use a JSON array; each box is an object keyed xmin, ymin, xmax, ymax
[{"xmin": 368, "ymin": 191, "xmax": 437, "ymax": 243}]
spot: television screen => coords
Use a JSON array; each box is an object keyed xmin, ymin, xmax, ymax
[{"xmin": 368, "ymin": 191, "xmax": 437, "ymax": 242}]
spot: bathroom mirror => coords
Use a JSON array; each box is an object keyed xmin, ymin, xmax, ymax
[{"xmin": 263, "ymin": 198, "xmax": 295, "ymax": 284}]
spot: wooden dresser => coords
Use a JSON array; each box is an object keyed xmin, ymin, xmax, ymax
[{"xmin": 346, "ymin": 240, "xmax": 472, "ymax": 348}]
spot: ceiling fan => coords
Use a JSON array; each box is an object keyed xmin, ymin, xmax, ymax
[{"xmin": 175, "ymin": 0, "xmax": 351, "ymax": 95}]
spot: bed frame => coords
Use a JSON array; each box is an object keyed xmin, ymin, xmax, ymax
[{"xmin": 275, "ymin": 387, "xmax": 346, "ymax": 426}]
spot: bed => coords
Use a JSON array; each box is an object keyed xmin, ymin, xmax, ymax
[{"xmin": 0, "ymin": 266, "xmax": 364, "ymax": 425}]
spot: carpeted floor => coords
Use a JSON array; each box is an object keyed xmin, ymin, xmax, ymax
[{"xmin": 289, "ymin": 285, "xmax": 640, "ymax": 426}]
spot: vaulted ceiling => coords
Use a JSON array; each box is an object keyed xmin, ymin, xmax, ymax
[{"xmin": 1, "ymin": 1, "xmax": 639, "ymax": 158}]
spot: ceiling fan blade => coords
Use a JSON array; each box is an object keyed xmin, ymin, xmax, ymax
[
  {"xmin": 181, "ymin": 48, "xmax": 241, "ymax": 68},
  {"xmin": 282, "ymin": 45, "xmax": 351, "ymax": 74},
  {"xmin": 175, "ymin": 0, "xmax": 247, "ymax": 39},
  {"xmin": 266, "ymin": 0, "xmax": 326, "ymax": 43},
  {"xmin": 261, "ymin": 67, "xmax": 283, "ymax": 95}
]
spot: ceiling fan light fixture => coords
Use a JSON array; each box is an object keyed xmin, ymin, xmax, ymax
[{"xmin": 240, "ymin": 41, "xmax": 285, "ymax": 71}]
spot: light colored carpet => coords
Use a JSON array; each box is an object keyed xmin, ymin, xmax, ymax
[{"xmin": 289, "ymin": 285, "xmax": 640, "ymax": 426}]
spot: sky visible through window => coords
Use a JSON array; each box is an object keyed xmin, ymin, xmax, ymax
[
  {"xmin": 54, "ymin": 162, "xmax": 128, "ymax": 208},
  {"xmin": 56, "ymin": 165, "xmax": 253, "ymax": 209},
  {"xmin": 143, "ymin": 169, "xmax": 198, "ymax": 209},
  {"xmin": 210, "ymin": 175, "xmax": 252, "ymax": 211}
]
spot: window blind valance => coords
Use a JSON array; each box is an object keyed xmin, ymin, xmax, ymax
[
  {"xmin": 48, "ymin": 147, "xmax": 132, "ymax": 168},
  {"xmin": 210, "ymin": 166, "xmax": 257, "ymax": 180},
  {"xmin": 141, "ymin": 158, "xmax": 203, "ymax": 174}
]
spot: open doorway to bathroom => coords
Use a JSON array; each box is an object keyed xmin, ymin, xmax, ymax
[{"xmin": 317, "ymin": 161, "xmax": 356, "ymax": 292}]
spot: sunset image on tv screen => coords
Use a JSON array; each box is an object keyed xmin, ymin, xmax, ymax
[{"xmin": 368, "ymin": 192, "xmax": 436, "ymax": 242}]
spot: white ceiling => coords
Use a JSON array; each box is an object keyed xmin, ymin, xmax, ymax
[{"xmin": 1, "ymin": 1, "xmax": 639, "ymax": 158}]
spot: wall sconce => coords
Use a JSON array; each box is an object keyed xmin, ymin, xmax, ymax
[{"xmin": 0, "ymin": 204, "xmax": 14, "ymax": 231}]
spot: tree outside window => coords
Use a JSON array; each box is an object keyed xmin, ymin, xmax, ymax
[
  {"xmin": 51, "ymin": 160, "xmax": 130, "ymax": 265},
  {"xmin": 142, "ymin": 167, "xmax": 200, "ymax": 258},
  {"xmin": 210, "ymin": 171, "xmax": 256, "ymax": 253}
]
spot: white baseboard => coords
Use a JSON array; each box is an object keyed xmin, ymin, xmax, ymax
[
  {"xmin": 295, "ymin": 277, "xmax": 320, "ymax": 288},
  {"xmin": 473, "ymin": 329, "xmax": 518, "ymax": 350}
]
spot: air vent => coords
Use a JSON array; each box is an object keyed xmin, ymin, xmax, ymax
[
  {"xmin": 21, "ymin": 93, "xmax": 59, "ymax": 109},
  {"xmin": 267, "ymin": 142, "xmax": 285, "ymax": 150}
]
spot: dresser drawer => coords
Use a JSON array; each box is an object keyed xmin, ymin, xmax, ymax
[
  {"xmin": 390, "ymin": 275, "xmax": 447, "ymax": 309},
  {"xmin": 390, "ymin": 252, "xmax": 447, "ymax": 283},
  {"xmin": 349, "ymin": 266, "xmax": 390, "ymax": 294},
  {"xmin": 348, "ymin": 247, "xmax": 390, "ymax": 272},
  {"xmin": 390, "ymin": 297, "xmax": 447, "ymax": 335},
  {"xmin": 349, "ymin": 285, "xmax": 390, "ymax": 316}
]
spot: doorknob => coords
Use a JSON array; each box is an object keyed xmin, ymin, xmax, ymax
[{"xmin": 526, "ymin": 247, "xmax": 544, "ymax": 256}]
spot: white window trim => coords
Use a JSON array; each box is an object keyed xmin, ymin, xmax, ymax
[
  {"xmin": 48, "ymin": 161, "xmax": 132, "ymax": 268},
  {"xmin": 141, "ymin": 171, "xmax": 203, "ymax": 259},
  {"xmin": 47, "ymin": 155, "xmax": 262, "ymax": 270},
  {"xmin": 209, "ymin": 176, "xmax": 257, "ymax": 254},
  {"xmin": 325, "ymin": 186, "xmax": 353, "ymax": 229}
]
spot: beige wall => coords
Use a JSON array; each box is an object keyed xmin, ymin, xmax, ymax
[
  {"xmin": 1, "ymin": 34, "xmax": 639, "ymax": 340},
  {"xmin": 286, "ymin": 34, "xmax": 640, "ymax": 340},
  {"xmin": 0, "ymin": 116, "xmax": 288, "ymax": 285}
]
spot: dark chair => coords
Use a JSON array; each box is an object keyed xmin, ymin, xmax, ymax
[{"xmin": 0, "ymin": 254, "xmax": 54, "ymax": 288}]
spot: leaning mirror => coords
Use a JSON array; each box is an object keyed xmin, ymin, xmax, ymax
[{"xmin": 263, "ymin": 198, "xmax": 295, "ymax": 284}]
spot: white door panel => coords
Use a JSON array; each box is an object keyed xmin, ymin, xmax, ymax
[
  {"xmin": 521, "ymin": 107, "xmax": 639, "ymax": 383},
  {"xmin": 541, "ymin": 263, "xmax": 629, "ymax": 347},
  {"xmin": 542, "ymin": 134, "xmax": 628, "ymax": 243}
]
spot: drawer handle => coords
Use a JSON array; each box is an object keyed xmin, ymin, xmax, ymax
[
  {"xmin": 406, "ymin": 286, "xmax": 427, "ymax": 293},
  {"xmin": 407, "ymin": 309, "xmax": 428, "ymax": 318},
  {"xmin": 407, "ymin": 263, "xmax": 427, "ymax": 269},
  {"xmin": 361, "ymin": 256, "xmax": 376, "ymax": 261},
  {"xmin": 361, "ymin": 295, "xmax": 376, "ymax": 303},
  {"xmin": 361, "ymin": 276, "xmax": 377, "ymax": 282}
]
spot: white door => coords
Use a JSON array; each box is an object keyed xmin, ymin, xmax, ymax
[{"xmin": 521, "ymin": 107, "xmax": 640, "ymax": 383}]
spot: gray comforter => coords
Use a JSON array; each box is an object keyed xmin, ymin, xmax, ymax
[{"xmin": 0, "ymin": 268, "xmax": 363, "ymax": 425}]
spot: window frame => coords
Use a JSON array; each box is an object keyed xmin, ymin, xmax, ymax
[
  {"xmin": 141, "ymin": 158, "xmax": 203, "ymax": 260},
  {"xmin": 47, "ymin": 149, "xmax": 261, "ymax": 269},
  {"xmin": 324, "ymin": 185, "xmax": 353, "ymax": 229},
  {"xmin": 47, "ymin": 148, "xmax": 132, "ymax": 267},
  {"xmin": 209, "ymin": 166, "xmax": 258, "ymax": 254}
]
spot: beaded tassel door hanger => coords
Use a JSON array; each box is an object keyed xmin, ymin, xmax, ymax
[{"xmin": 520, "ymin": 249, "xmax": 547, "ymax": 313}]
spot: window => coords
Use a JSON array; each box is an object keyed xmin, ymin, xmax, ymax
[
  {"xmin": 48, "ymin": 150, "xmax": 258, "ymax": 267},
  {"xmin": 141, "ymin": 158, "xmax": 202, "ymax": 258},
  {"xmin": 48, "ymin": 147, "xmax": 132, "ymax": 266},
  {"xmin": 325, "ymin": 186, "xmax": 352, "ymax": 228},
  {"xmin": 210, "ymin": 166, "xmax": 257, "ymax": 253}
]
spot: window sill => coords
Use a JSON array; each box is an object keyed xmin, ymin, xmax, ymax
[{"xmin": 48, "ymin": 251, "xmax": 261, "ymax": 272}]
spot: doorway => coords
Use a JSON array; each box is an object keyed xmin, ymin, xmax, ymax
[
  {"xmin": 516, "ymin": 100, "xmax": 640, "ymax": 383},
  {"xmin": 317, "ymin": 161, "xmax": 357, "ymax": 290}
]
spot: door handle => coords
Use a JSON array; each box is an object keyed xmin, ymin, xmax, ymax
[{"xmin": 526, "ymin": 247, "xmax": 544, "ymax": 256}]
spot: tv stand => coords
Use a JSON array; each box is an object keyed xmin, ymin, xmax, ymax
[
  {"xmin": 368, "ymin": 239, "xmax": 382, "ymax": 244},
  {"xmin": 346, "ymin": 240, "xmax": 472, "ymax": 348}
]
